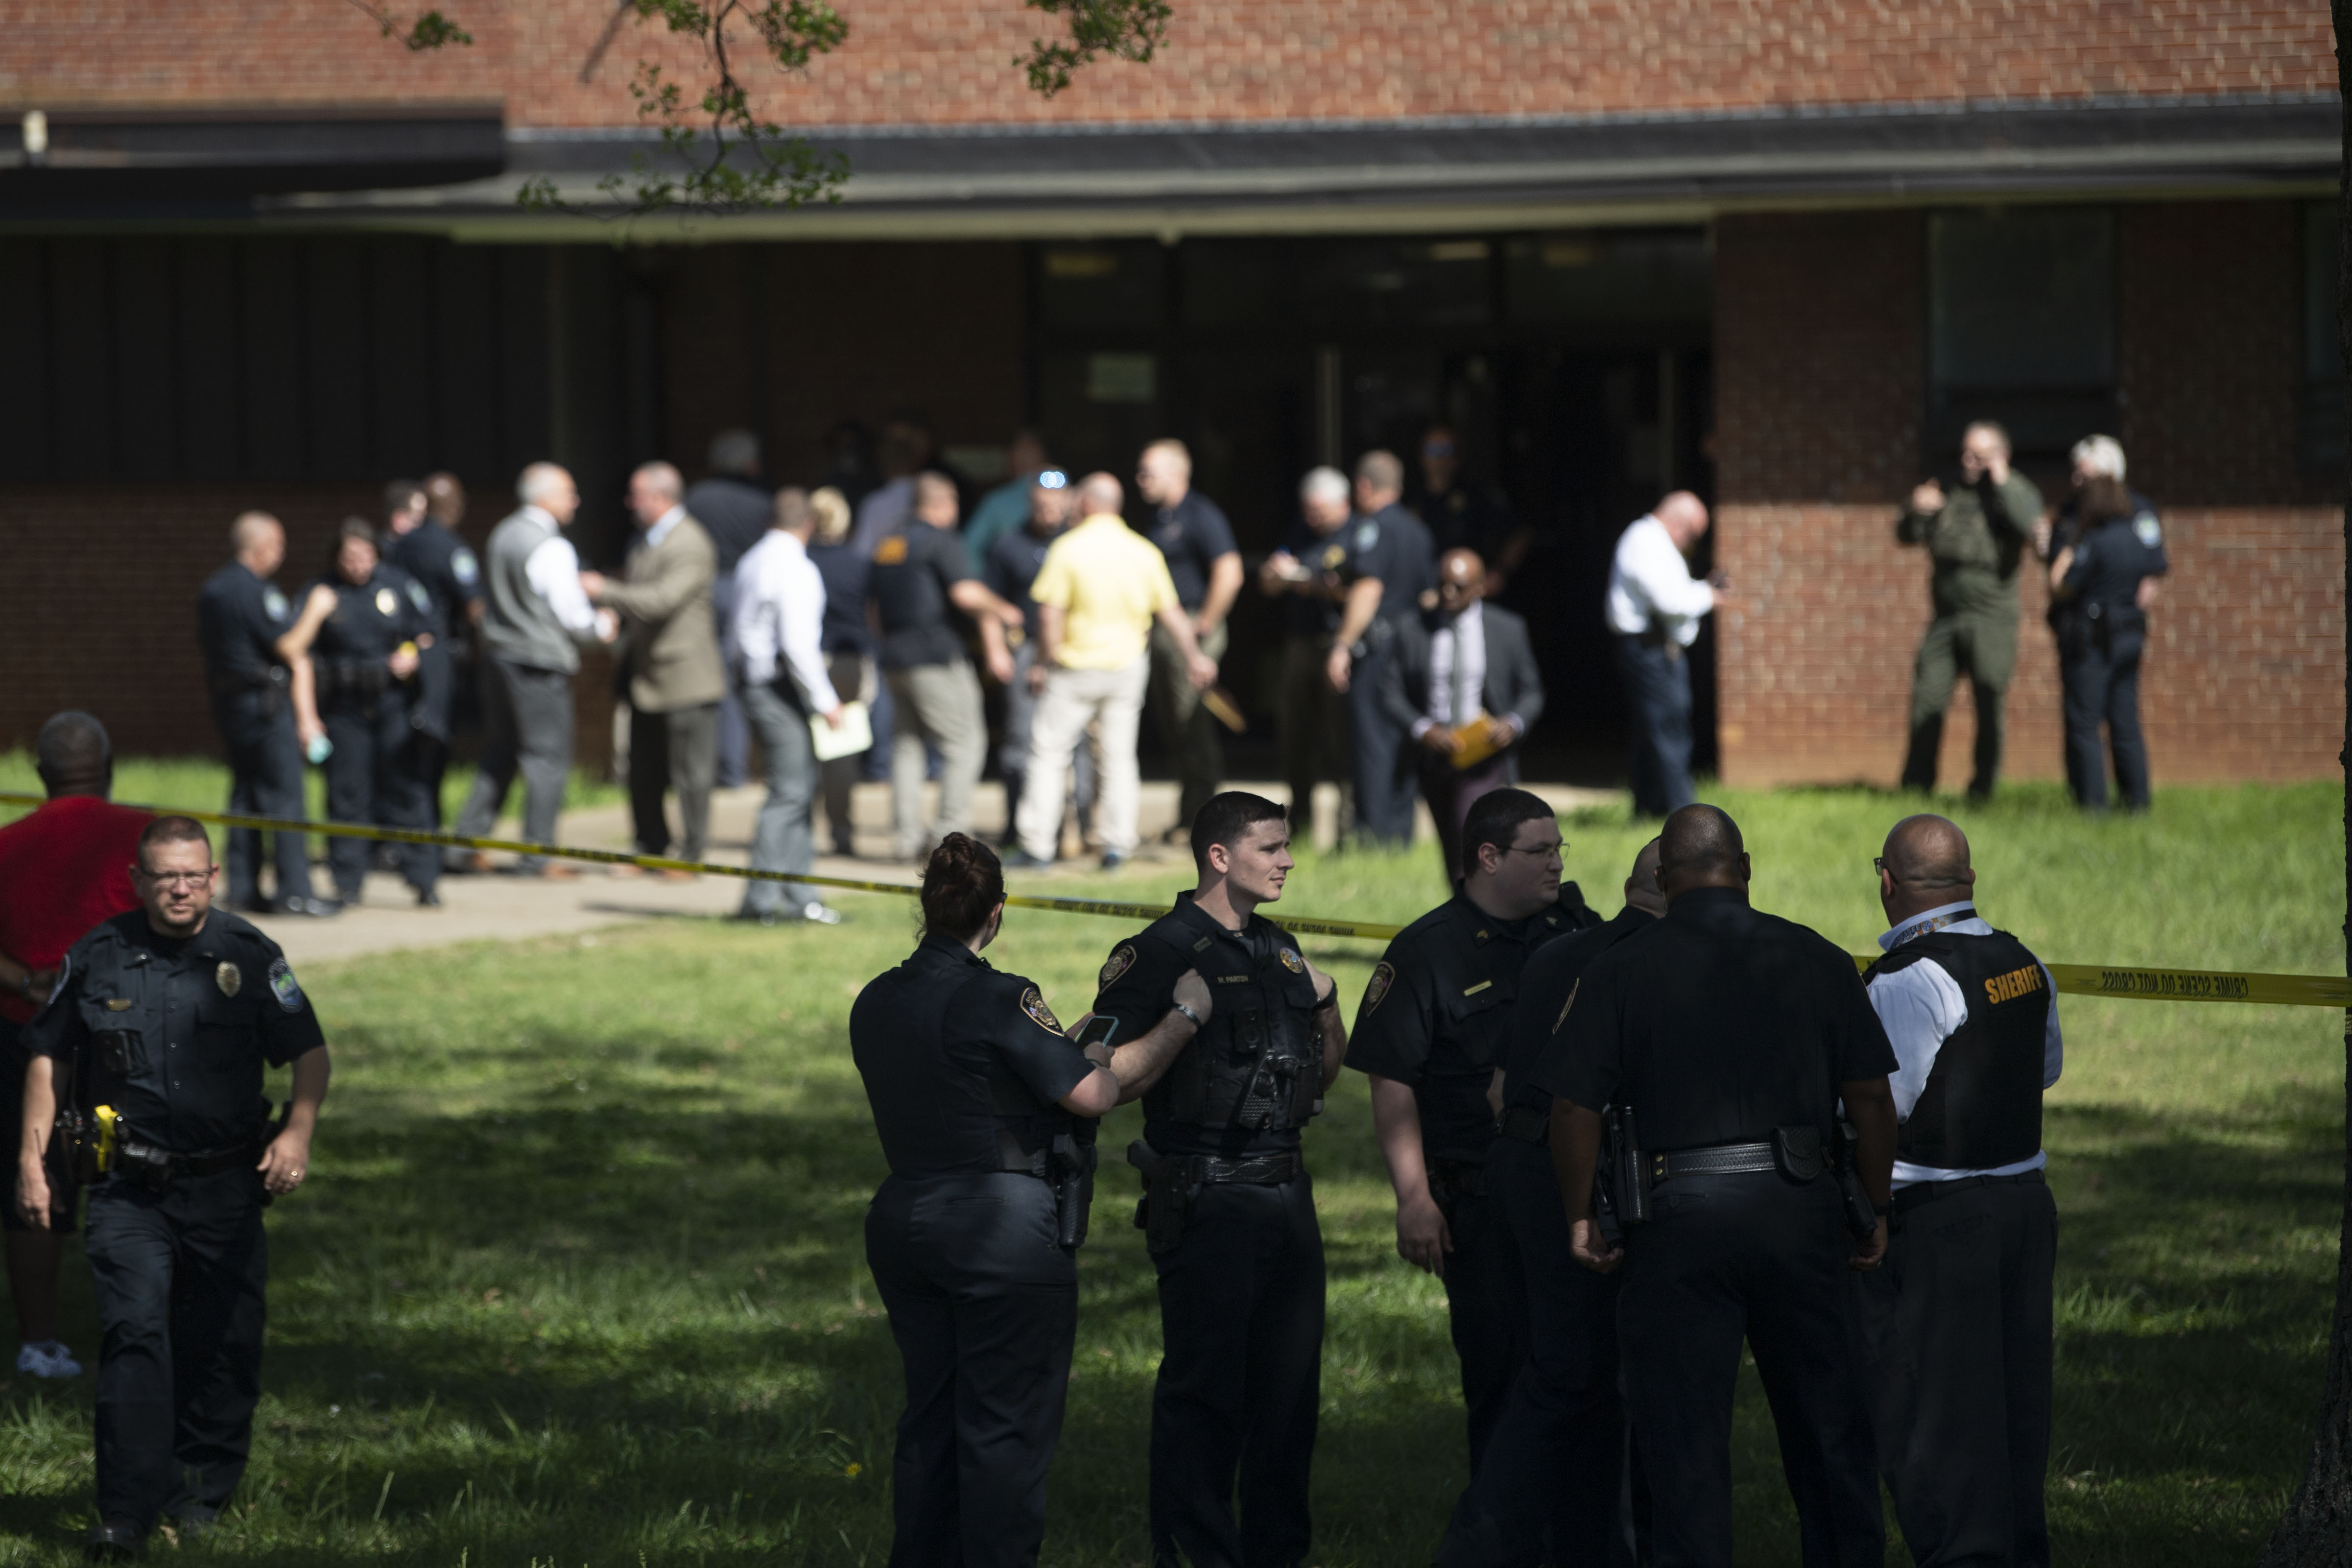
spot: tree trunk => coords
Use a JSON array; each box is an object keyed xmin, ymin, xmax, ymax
[{"xmin": 2257, "ymin": 8, "xmax": 2352, "ymax": 1562}]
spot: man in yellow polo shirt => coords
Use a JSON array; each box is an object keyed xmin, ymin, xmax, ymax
[{"xmin": 1008, "ymin": 472, "xmax": 1219, "ymax": 869}]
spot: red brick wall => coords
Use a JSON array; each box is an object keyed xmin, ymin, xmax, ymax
[
  {"xmin": 1714, "ymin": 203, "xmax": 2346, "ymax": 789},
  {"xmin": 1, "ymin": 1, "xmax": 2332, "ymax": 128},
  {"xmin": 0, "ymin": 485, "xmax": 617, "ymax": 769}
]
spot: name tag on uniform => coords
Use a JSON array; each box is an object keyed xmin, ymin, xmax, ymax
[
  {"xmin": 1216, "ymin": 974, "xmax": 1254, "ymax": 985},
  {"xmin": 1463, "ymin": 980, "xmax": 1493, "ymax": 996},
  {"xmin": 105, "ymin": 999, "xmax": 134, "ymax": 1011}
]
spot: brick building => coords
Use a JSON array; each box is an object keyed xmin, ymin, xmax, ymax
[{"xmin": 0, "ymin": 2, "xmax": 2341, "ymax": 786}]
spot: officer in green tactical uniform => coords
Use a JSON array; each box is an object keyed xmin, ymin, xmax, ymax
[{"xmin": 1896, "ymin": 421, "xmax": 2043, "ymax": 799}]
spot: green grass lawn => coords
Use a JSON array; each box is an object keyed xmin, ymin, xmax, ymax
[{"xmin": 0, "ymin": 778, "xmax": 2341, "ymax": 1565}]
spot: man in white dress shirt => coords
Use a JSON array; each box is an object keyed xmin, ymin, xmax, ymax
[
  {"xmin": 450, "ymin": 462, "xmax": 616, "ymax": 877},
  {"xmin": 730, "ymin": 488, "xmax": 848, "ymax": 926},
  {"xmin": 1857, "ymin": 813, "xmax": 2061, "ymax": 1568},
  {"xmin": 1605, "ymin": 491, "xmax": 1720, "ymax": 818}
]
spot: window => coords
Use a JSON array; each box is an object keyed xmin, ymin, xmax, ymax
[
  {"xmin": 2305, "ymin": 198, "xmax": 2344, "ymax": 471},
  {"xmin": 1925, "ymin": 207, "xmax": 2115, "ymax": 462}
]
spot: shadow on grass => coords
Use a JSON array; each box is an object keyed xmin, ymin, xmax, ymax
[{"xmin": 0, "ymin": 1045, "xmax": 2335, "ymax": 1565}]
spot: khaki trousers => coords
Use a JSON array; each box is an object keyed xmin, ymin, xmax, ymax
[{"xmin": 1017, "ymin": 654, "xmax": 1149, "ymax": 861}]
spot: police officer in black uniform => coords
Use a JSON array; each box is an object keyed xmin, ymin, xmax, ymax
[
  {"xmin": 15, "ymin": 815, "xmax": 329, "ymax": 1562},
  {"xmin": 1442, "ymin": 836, "xmax": 1665, "ymax": 1568},
  {"xmin": 384, "ymin": 477, "xmax": 484, "ymax": 826},
  {"xmin": 195, "ymin": 512, "xmax": 333, "ymax": 918},
  {"xmin": 1857, "ymin": 814, "xmax": 2062, "ymax": 1568},
  {"xmin": 1346, "ymin": 788, "xmax": 1595, "ymax": 1545},
  {"xmin": 1091, "ymin": 791, "xmax": 1347, "ymax": 1568},
  {"xmin": 852, "ymin": 834, "xmax": 1205, "ymax": 1568},
  {"xmin": 1536, "ymin": 804, "xmax": 1899, "ymax": 1568},
  {"xmin": 279, "ymin": 519, "xmax": 444, "ymax": 907},
  {"xmin": 2048, "ymin": 473, "xmax": 2168, "ymax": 813}
]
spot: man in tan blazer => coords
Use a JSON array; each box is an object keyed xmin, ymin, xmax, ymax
[{"xmin": 583, "ymin": 462, "xmax": 726, "ymax": 869}]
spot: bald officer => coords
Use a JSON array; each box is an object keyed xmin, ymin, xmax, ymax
[
  {"xmin": 1857, "ymin": 814, "xmax": 2061, "ymax": 1568},
  {"xmin": 1535, "ymin": 805, "xmax": 1897, "ymax": 1568}
]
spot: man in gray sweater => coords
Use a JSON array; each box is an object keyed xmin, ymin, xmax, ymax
[{"xmin": 450, "ymin": 463, "xmax": 615, "ymax": 876}]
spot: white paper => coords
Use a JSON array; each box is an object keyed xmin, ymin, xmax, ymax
[{"xmin": 810, "ymin": 700, "xmax": 873, "ymax": 762}]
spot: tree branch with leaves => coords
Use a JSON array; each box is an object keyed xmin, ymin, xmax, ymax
[{"xmin": 378, "ymin": 0, "xmax": 1175, "ymax": 214}]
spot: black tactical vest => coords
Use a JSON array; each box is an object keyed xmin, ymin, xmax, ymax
[
  {"xmin": 1865, "ymin": 923, "xmax": 2050, "ymax": 1170},
  {"xmin": 1142, "ymin": 919, "xmax": 1324, "ymax": 1135}
]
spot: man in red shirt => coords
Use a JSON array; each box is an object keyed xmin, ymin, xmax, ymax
[{"xmin": 1, "ymin": 713, "xmax": 150, "ymax": 1379}]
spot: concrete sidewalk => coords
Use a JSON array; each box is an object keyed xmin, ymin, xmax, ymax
[{"xmin": 267, "ymin": 778, "xmax": 1625, "ymax": 968}]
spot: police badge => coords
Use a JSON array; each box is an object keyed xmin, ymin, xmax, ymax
[
  {"xmin": 1364, "ymin": 961, "xmax": 1396, "ymax": 1013},
  {"xmin": 1020, "ymin": 987, "xmax": 1063, "ymax": 1033},
  {"xmin": 215, "ymin": 962, "xmax": 241, "ymax": 998},
  {"xmin": 376, "ymin": 586, "xmax": 399, "ymax": 618},
  {"xmin": 1098, "ymin": 944, "xmax": 1138, "ymax": 990},
  {"xmin": 1279, "ymin": 948, "xmax": 1305, "ymax": 974}
]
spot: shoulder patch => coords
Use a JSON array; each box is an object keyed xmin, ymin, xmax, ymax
[
  {"xmin": 873, "ymin": 534, "xmax": 909, "ymax": 566},
  {"xmin": 1550, "ymin": 979, "xmax": 1579, "ymax": 1035},
  {"xmin": 216, "ymin": 961, "xmax": 242, "ymax": 998},
  {"xmin": 266, "ymin": 957, "xmax": 304, "ymax": 1013},
  {"xmin": 406, "ymin": 577, "xmax": 433, "ymax": 613},
  {"xmin": 1019, "ymin": 986, "xmax": 1062, "ymax": 1033},
  {"xmin": 2133, "ymin": 512, "xmax": 2162, "ymax": 547},
  {"xmin": 262, "ymin": 586, "xmax": 289, "ymax": 622},
  {"xmin": 1279, "ymin": 947, "xmax": 1305, "ymax": 974},
  {"xmin": 1364, "ymin": 961, "xmax": 1396, "ymax": 1014},
  {"xmin": 451, "ymin": 547, "xmax": 479, "ymax": 586},
  {"xmin": 1354, "ymin": 522, "xmax": 1378, "ymax": 551},
  {"xmin": 1099, "ymin": 943, "xmax": 1138, "ymax": 990}
]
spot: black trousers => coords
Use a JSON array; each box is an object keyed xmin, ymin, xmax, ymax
[
  {"xmin": 1434, "ymin": 1176, "xmax": 1528, "ymax": 1481},
  {"xmin": 1438, "ymin": 1135, "xmax": 1629, "ymax": 1568},
  {"xmin": 1151, "ymin": 1174, "xmax": 1324, "ymax": 1568},
  {"xmin": 1615, "ymin": 636, "xmax": 1695, "ymax": 819},
  {"xmin": 321, "ymin": 698, "xmax": 439, "ymax": 896},
  {"xmin": 2060, "ymin": 641, "xmax": 2149, "ymax": 811},
  {"xmin": 1854, "ymin": 1176, "xmax": 2056, "ymax": 1568},
  {"xmin": 84, "ymin": 1169, "xmax": 268, "ymax": 1531},
  {"xmin": 1618, "ymin": 1171, "xmax": 1882, "ymax": 1568},
  {"xmin": 215, "ymin": 698, "xmax": 316, "ymax": 908},
  {"xmin": 866, "ymin": 1173, "xmax": 1078, "ymax": 1568}
]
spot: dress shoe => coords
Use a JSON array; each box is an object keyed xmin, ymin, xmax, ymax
[
  {"xmin": 278, "ymin": 896, "xmax": 342, "ymax": 918},
  {"xmin": 1100, "ymin": 850, "xmax": 1129, "ymax": 871},
  {"xmin": 84, "ymin": 1518, "xmax": 144, "ymax": 1561},
  {"xmin": 414, "ymin": 887, "xmax": 443, "ymax": 908}
]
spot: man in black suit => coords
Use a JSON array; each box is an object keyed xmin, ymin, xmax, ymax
[{"xmin": 1380, "ymin": 548, "xmax": 1545, "ymax": 883}]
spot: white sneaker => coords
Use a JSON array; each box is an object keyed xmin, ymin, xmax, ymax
[
  {"xmin": 16, "ymin": 1340, "xmax": 82, "ymax": 1378},
  {"xmin": 802, "ymin": 903, "xmax": 846, "ymax": 926}
]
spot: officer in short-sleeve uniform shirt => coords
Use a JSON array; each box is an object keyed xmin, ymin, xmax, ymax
[
  {"xmin": 2052, "ymin": 497, "xmax": 2168, "ymax": 812},
  {"xmin": 851, "ymin": 928, "xmax": 1100, "ymax": 1567},
  {"xmin": 1144, "ymin": 488, "xmax": 1240, "ymax": 831},
  {"xmin": 1531, "ymin": 834, "xmax": 1896, "ymax": 1568},
  {"xmin": 23, "ymin": 906, "xmax": 325, "ymax": 1548},
  {"xmin": 1093, "ymin": 894, "xmax": 1336, "ymax": 1568},
  {"xmin": 197, "ymin": 559, "xmax": 325, "ymax": 914},
  {"xmin": 1446, "ymin": 885, "xmax": 1661, "ymax": 1566},
  {"xmin": 869, "ymin": 521, "xmax": 991, "ymax": 858},
  {"xmin": 385, "ymin": 513, "xmax": 483, "ymax": 822},
  {"xmin": 1344, "ymin": 503, "xmax": 1438, "ymax": 846},
  {"xmin": 304, "ymin": 562, "xmax": 443, "ymax": 903},
  {"xmin": 1857, "ymin": 892, "xmax": 2062, "ymax": 1568},
  {"xmin": 1346, "ymin": 879, "xmax": 1594, "ymax": 1517}
]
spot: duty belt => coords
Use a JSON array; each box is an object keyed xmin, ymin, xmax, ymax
[
  {"xmin": 1650, "ymin": 1140, "xmax": 1778, "ymax": 1182},
  {"xmin": 114, "ymin": 1136, "xmax": 262, "ymax": 1184},
  {"xmin": 1129, "ymin": 1146, "xmax": 1301, "ymax": 1187}
]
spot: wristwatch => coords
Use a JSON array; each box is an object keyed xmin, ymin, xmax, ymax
[{"xmin": 1171, "ymin": 1000, "xmax": 1205, "ymax": 1028}]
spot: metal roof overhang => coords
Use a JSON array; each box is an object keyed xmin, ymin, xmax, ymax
[{"xmin": 0, "ymin": 94, "xmax": 2336, "ymax": 237}]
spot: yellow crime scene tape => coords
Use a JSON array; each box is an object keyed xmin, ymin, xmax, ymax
[{"xmin": 3, "ymin": 791, "xmax": 2344, "ymax": 1007}]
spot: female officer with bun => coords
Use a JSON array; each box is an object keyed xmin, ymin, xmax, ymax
[{"xmin": 852, "ymin": 833, "xmax": 1209, "ymax": 1568}]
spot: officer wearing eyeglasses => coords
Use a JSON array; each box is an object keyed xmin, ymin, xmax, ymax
[
  {"xmin": 1344, "ymin": 788, "xmax": 1595, "ymax": 1550},
  {"xmin": 15, "ymin": 815, "xmax": 329, "ymax": 1562}
]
